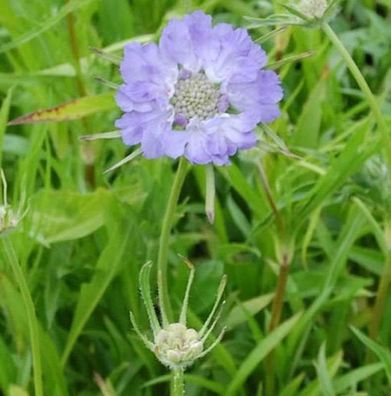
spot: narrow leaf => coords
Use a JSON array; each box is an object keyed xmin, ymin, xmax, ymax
[
  {"xmin": 226, "ymin": 312, "xmax": 302, "ymax": 395},
  {"xmin": 0, "ymin": 88, "xmax": 13, "ymax": 166},
  {"xmin": 351, "ymin": 327, "xmax": 391, "ymax": 384},
  {"xmin": 8, "ymin": 93, "xmax": 115, "ymax": 125}
]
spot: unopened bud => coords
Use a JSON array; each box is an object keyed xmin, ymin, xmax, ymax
[
  {"xmin": 299, "ymin": 0, "xmax": 328, "ymax": 19},
  {"xmin": 154, "ymin": 323, "xmax": 204, "ymax": 369},
  {"xmin": 0, "ymin": 205, "xmax": 19, "ymax": 235}
]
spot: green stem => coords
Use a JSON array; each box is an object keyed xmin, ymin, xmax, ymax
[
  {"xmin": 157, "ymin": 158, "xmax": 189, "ymax": 324},
  {"xmin": 268, "ymin": 253, "xmax": 290, "ymax": 332},
  {"xmin": 65, "ymin": 0, "xmax": 87, "ymax": 98},
  {"xmin": 257, "ymin": 162, "xmax": 285, "ymax": 239},
  {"xmin": 265, "ymin": 251, "xmax": 290, "ymax": 396},
  {"xmin": 171, "ymin": 369, "xmax": 185, "ymax": 396},
  {"xmin": 322, "ymin": 22, "xmax": 391, "ymax": 171},
  {"xmin": 369, "ymin": 220, "xmax": 391, "ymax": 341},
  {"xmin": 65, "ymin": 0, "xmax": 96, "ymax": 188},
  {"xmin": 2, "ymin": 238, "xmax": 43, "ymax": 396},
  {"xmin": 369, "ymin": 253, "xmax": 391, "ymax": 340},
  {"xmin": 258, "ymin": 160, "xmax": 291, "ymax": 396}
]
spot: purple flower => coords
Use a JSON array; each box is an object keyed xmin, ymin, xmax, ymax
[{"xmin": 115, "ymin": 11, "xmax": 283, "ymax": 165}]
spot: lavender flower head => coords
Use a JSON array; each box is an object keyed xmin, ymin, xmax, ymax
[{"xmin": 115, "ymin": 11, "xmax": 283, "ymax": 165}]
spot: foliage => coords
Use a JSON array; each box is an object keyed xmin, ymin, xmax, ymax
[{"xmin": 0, "ymin": 0, "xmax": 391, "ymax": 395}]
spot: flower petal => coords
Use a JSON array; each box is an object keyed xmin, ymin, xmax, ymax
[
  {"xmin": 204, "ymin": 25, "xmax": 267, "ymax": 84},
  {"xmin": 163, "ymin": 131, "xmax": 189, "ymax": 159},
  {"xmin": 183, "ymin": 120, "xmax": 212, "ymax": 164},
  {"xmin": 116, "ymin": 87, "xmax": 156, "ymax": 112},
  {"xmin": 160, "ymin": 18, "xmax": 200, "ymax": 73},
  {"xmin": 141, "ymin": 129, "xmax": 166, "ymax": 158},
  {"xmin": 115, "ymin": 106, "xmax": 172, "ymax": 148},
  {"xmin": 121, "ymin": 42, "xmax": 177, "ymax": 86},
  {"xmin": 184, "ymin": 11, "xmax": 220, "ymax": 66},
  {"xmin": 227, "ymin": 70, "xmax": 283, "ymax": 123}
]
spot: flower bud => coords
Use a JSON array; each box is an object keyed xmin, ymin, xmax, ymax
[
  {"xmin": 299, "ymin": 0, "xmax": 328, "ymax": 19},
  {"xmin": 0, "ymin": 205, "xmax": 19, "ymax": 235},
  {"xmin": 154, "ymin": 323, "xmax": 204, "ymax": 370}
]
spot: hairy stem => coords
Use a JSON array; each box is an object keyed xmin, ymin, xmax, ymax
[
  {"xmin": 2, "ymin": 238, "xmax": 43, "ymax": 396},
  {"xmin": 171, "ymin": 369, "xmax": 185, "ymax": 396},
  {"xmin": 157, "ymin": 158, "xmax": 189, "ymax": 323}
]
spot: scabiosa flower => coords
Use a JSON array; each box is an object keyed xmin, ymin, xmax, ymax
[{"xmin": 115, "ymin": 11, "xmax": 283, "ymax": 165}]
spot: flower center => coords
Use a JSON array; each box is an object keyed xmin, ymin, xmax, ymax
[{"xmin": 171, "ymin": 72, "xmax": 227, "ymax": 126}]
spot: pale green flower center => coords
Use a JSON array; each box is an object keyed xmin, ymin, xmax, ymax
[{"xmin": 171, "ymin": 72, "xmax": 222, "ymax": 121}]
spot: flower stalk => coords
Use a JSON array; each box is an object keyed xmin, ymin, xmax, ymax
[
  {"xmin": 268, "ymin": 251, "xmax": 290, "ymax": 332},
  {"xmin": 157, "ymin": 157, "xmax": 189, "ymax": 322},
  {"xmin": 257, "ymin": 161, "xmax": 290, "ymax": 331},
  {"xmin": 171, "ymin": 369, "xmax": 185, "ymax": 396}
]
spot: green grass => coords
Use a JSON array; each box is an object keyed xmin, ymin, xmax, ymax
[{"xmin": 1, "ymin": 0, "xmax": 391, "ymax": 395}]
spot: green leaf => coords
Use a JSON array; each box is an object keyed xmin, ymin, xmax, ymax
[
  {"xmin": 226, "ymin": 312, "xmax": 302, "ymax": 396},
  {"xmin": 218, "ymin": 164, "xmax": 263, "ymax": 218},
  {"xmin": 315, "ymin": 343, "xmax": 336, "ymax": 396},
  {"xmin": 280, "ymin": 374, "xmax": 305, "ymax": 396},
  {"xmin": 39, "ymin": 328, "xmax": 68, "ymax": 396},
  {"xmin": 300, "ymin": 351, "xmax": 343, "ymax": 396},
  {"xmin": 0, "ymin": 87, "xmax": 13, "ymax": 166},
  {"xmin": 189, "ymin": 260, "xmax": 225, "ymax": 315},
  {"xmin": 0, "ymin": 0, "xmax": 96, "ymax": 54},
  {"xmin": 61, "ymin": 202, "xmax": 132, "ymax": 365},
  {"xmin": 226, "ymin": 293, "xmax": 274, "ymax": 329},
  {"xmin": 351, "ymin": 327, "xmax": 391, "ymax": 384},
  {"xmin": 8, "ymin": 385, "xmax": 29, "ymax": 396},
  {"xmin": 334, "ymin": 363, "xmax": 383, "ymax": 393},
  {"xmin": 296, "ymin": 121, "xmax": 378, "ymax": 223},
  {"xmin": 8, "ymin": 93, "xmax": 115, "ymax": 125},
  {"xmin": 293, "ymin": 76, "xmax": 327, "ymax": 148},
  {"xmin": 268, "ymin": 51, "xmax": 315, "ymax": 70},
  {"xmin": 29, "ymin": 189, "xmax": 111, "ymax": 245}
]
